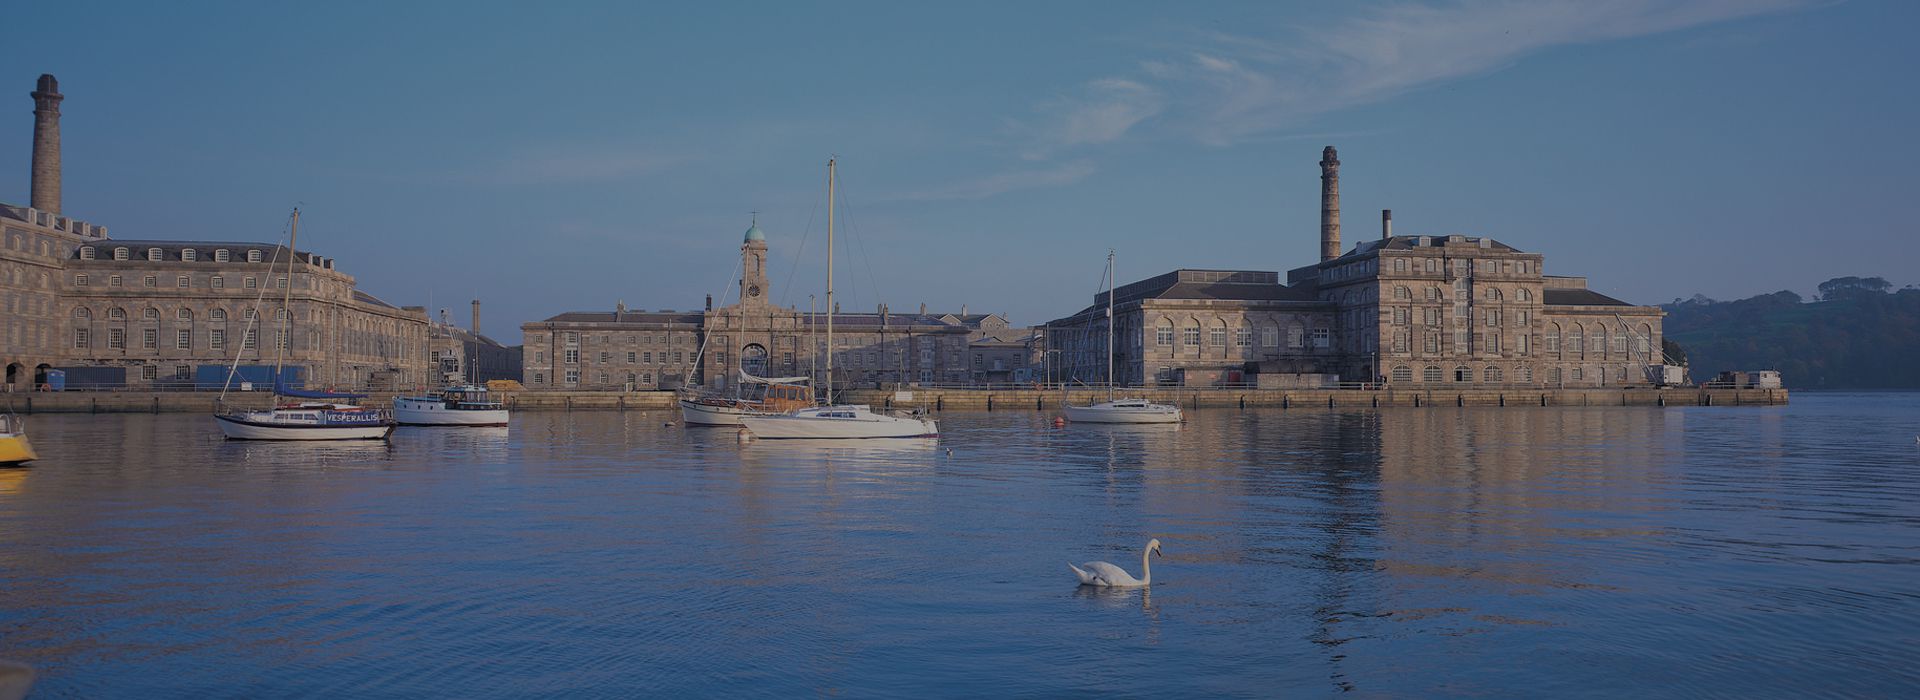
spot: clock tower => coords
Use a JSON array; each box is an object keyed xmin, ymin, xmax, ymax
[{"xmin": 740, "ymin": 217, "xmax": 769, "ymax": 306}]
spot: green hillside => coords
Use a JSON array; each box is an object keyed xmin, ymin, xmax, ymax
[{"xmin": 1661, "ymin": 277, "xmax": 1920, "ymax": 389}]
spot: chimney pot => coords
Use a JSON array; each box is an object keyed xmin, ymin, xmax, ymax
[{"xmin": 1382, "ymin": 209, "xmax": 1392, "ymax": 240}]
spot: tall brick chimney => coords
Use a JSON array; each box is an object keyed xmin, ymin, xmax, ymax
[
  {"xmin": 30, "ymin": 74, "xmax": 63, "ymax": 214},
  {"xmin": 1319, "ymin": 146, "xmax": 1340, "ymax": 262},
  {"xmin": 1382, "ymin": 209, "xmax": 1392, "ymax": 240},
  {"xmin": 470, "ymin": 299, "xmax": 481, "ymax": 335}
]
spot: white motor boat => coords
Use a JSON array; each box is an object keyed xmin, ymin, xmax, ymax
[
  {"xmin": 394, "ymin": 385, "xmax": 510, "ymax": 426},
  {"xmin": 1062, "ymin": 399, "xmax": 1183, "ymax": 424},
  {"xmin": 740, "ymin": 405, "xmax": 938, "ymax": 440},
  {"xmin": 214, "ymin": 401, "xmax": 394, "ymax": 440}
]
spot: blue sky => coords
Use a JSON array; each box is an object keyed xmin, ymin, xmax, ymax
[{"xmin": 3, "ymin": 1, "xmax": 1913, "ymax": 339}]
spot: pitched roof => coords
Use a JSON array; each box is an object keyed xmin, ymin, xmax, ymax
[{"xmin": 1543, "ymin": 288, "xmax": 1632, "ymax": 306}]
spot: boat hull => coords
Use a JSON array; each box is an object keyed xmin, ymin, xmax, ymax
[
  {"xmin": 679, "ymin": 399, "xmax": 756, "ymax": 426},
  {"xmin": 214, "ymin": 414, "xmax": 395, "ymax": 441},
  {"xmin": 740, "ymin": 407, "xmax": 937, "ymax": 439},
  {"xmin": 393, "ymin": 398, "xmax": 509, "ymax": 426},
  {"xmin": 1062, "ymin": 402, "xmax": 1183, "ymax": 424},
  {"xmin": 0, "ymin": 434, "xmax": 34, "ymax": 465}
]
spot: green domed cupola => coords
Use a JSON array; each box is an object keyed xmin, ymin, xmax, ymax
[{"xmin": 743, "ymin": 216, "xmax": 766, "ymax": 243}]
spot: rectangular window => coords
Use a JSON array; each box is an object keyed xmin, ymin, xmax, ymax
[
  {"xmin": 75, "ymin": 274, "xmax": 88, "ymax": 286},
  {"xmin": 177, "ymin": 275, "xmax": 190, "ymax": 288},
  {"xmin": 1484, "ymin": 333, "xmax": 1500, "ymax": 354},
  {"xmin": 1311, "ymin": 329, "xmax": 1331, "ymax": 349},
  {"xmin": 674, "ymin": 352, "xmax": 684, "ymax": 363},
  {"xmin": 565, "ymin": 370, "xmax": 580, "ymax": 384},
  {"xmin": 211, "ymin": 330, "xmax": 225, "ymax": 350},
  {"xmin": 565, "ymin": 332, "xmax": 579, "ymax": 345},
  {"xmin": 1454, "ymin": 330, "xmax": 1468, "ymax": 354},
  {"xmin": 176, "ymin": 329, "xmax": 191, "ymax": 349},
  {"xmin": 627, "ymin": 352, "xmax": 636, "ymax": 363},
  {"xmin": 245, "ymin": 277, "xmax": 257, "ymax": 289},
  {"xmin": 1156, "ymin": 327, "xmax": 1173, "ymax": 346},
  {"xmin": 144, "ymin": 275, "xmax": 157, "ymax": 287},
  {"xmin": 1518, "ymin": 334, "xmax": 1530, "ymax": 355},
  {"xmin": 74, "ymin": 328, "xmax": 89, "ymax": 348},
  {"xmin": 1235, "ymin": 328, "xmax": 1250, "ymax": 347},
  {"xmin": 1183, "ymin": 328, "xmax": 1199, "ymax": 346},
  {"xmin": 212, "ymin": 276, "xmax": 225, "ymax": 289},
  {"xmin": 142, "ymin": 328, "xmax": 157, "ymax": 349},
  {"xmin": 533, "ymin": 372, "xmax": 545, "ymax": 385},
  {"xmin": 110, "ymin": 275, "xmax": 123, "ymax": 287},
  {"xmin": 1424, "ymin": 332, "xmax": 1439, "ymax": 354},
  {"xmin": 1209, "ymin": 328, "xmax": 1226, "ymax": 347},
  {"xmin": 276, "ymin": 277, "xmax": 288, "ymax": 289},
  {"xmin": 642, "ymin": 351, "xmax": 652, "ymax": 363},
  {"xmin": 108, "ymin": 328, "xmax": 126, "ymax": 348},
  {"xmin": 564, "ymin": 349, "xmax": 579, "ymax": 364},
  {"xmin": 142, "ymin": 365, "xmax": 158, "ymax": 380},
  {"xmin": 599, "ymin": 352, "xmax": 610, "ymax": 363},
  {"xmin": 1486, "ymin": 309, "xmax": 1501, "ymax": 327},
  {"xmin": 244, "ymin": 329, "xmax": 257, "ymax": 350},
  {"xmin": 276, "ymin": 330, "xmax": 288, "ymax": 350}
]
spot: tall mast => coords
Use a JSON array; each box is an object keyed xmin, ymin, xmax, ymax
[
  {"xmin": 274, "ymin": 208, "xmax": 300, "ymax": 393},
  {"xmin": 1106, "ymin": 249, "xmax": 1115, "ymax": 401},
  {"xmin": 825, "ymin": 158, "xmax": 836, "ymax": 403}
]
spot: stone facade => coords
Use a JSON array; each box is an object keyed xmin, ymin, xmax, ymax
[
  {"xmin": 428, "ymin": 313, "xmax": 520, "ymax": 385},
  {"xmin": 521, "ymin": 223, "xmax": 981, "ymax": 392},
  {"xmin": 0, "ymin": 210, "xmax": 431, "ymax": 390},
  {"xmin": 1049, "ymin": 147, "xmax": 1667, "ymax": 388}
]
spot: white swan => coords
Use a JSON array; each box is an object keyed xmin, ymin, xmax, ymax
[{"xmin": 1069, "ymin": 538, "xmax": 1162, "ymax": 588}]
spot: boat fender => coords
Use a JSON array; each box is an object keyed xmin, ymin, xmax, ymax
[
  {"xmin": 1053, "ymin": 416, "xmax": 1067, "ymax": 427},
  {"xmin": 737, "ymin": 428, "xmax": 753, "ymax": 443}
]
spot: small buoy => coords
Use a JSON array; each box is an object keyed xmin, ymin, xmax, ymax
[
  {"xmin": 663, "ymin": 421, "xmax": 676, "ymax": 427},
  {"xmin": 737, "ymin": 428, "xmax": 754, "ymax": 443},
  {"xmin": 1053, "ymin": 416, "xmax": 1067, "ymax": 427}
]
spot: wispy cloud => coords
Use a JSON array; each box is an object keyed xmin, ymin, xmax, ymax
[
  {"xmin": 893, "ymin": 161, "xmax": 1098, "ymax": 201},
  {"xmin": 1030, "ymin": 0, "xmax": 1817, "ymax": 147}
]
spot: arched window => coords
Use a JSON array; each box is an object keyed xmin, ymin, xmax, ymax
[
  {"xmin": 147, "ymin": 247, "xmax": 162, "ymax": 261},
  {"xmin": 1484, "ymin": 365, "xmax": 1503, "ymax": 383},
  {"xmin": 1155, "ymin": 320, "xmax": 1174, "ymax": 346},
  {"xmin": 177, "ymin": 308, "xmax": 193, "ymax": 320},
  {"xmin": 113, "ymin": 247, "xmax": 130, "ymax": 260},
  {"xmin": 1638, "ymin": 324, "xmax": 1653, "ymax": 355},
  {"xmin": 1517, "ymin": 365, "xmax": 1533, "ymax": 383},
  {"xmin": 1209, "ymin": 320, "xmax": 1227, "ymax": 349},
  {"xmin": 1425, "ymin": 287, "xmax": 1440, "ymax": 301},
  {"xmin": 1424, "ymin": 258, "xmax": 1437, "ymax": 273},
  {"xmin": 215, "ymin": 249, "xmax": 231, "ymax": 262},
  {"xmin": 246, "ymin": 250, "xmax": 263, "ymax": 263},
  {"xmin": 1592, "ymin": 327, "xmax": 1606, "ymax": 357},
  {"xmin": 142, "ymin": 308, "xmax": 159, "ymax": 320},
  {"xmin": 1183, "ymin": 324, "xmax": 1201, "ymax": 347},
  {"xmin": 1393, "ymin": 258, "xmax": 1408, "ymax": 273},
  {"xmin": 1391, "ymin": 365, "xmax": 1412, "ymax": 382},
  {"xmin": 1262, "ymin": 325, "xmax": 1278, "ymax": 347},
  {"xmin": 210, "ymin": 308, "xmax": 227, "ymax": 321},
  {"xmin": 1546, "ymin": 323, "xmax": 1561, "ymax": 353},
  {"xmin": 1486, "ymin": 287, "xmax": 1502, "ymax": 301},
  {"xmin": 73, "ymin": 307, "xmax": 91, "ymax": 319},
  {"xmin": 1287, "ymin": 322, "xmax": 1305, "ymax": 349},
  {"xmin": 1454, "ymin": 365, "xmax": 1472, "ymax": 382},
  {"xmin": 1568, "ymin": 323, "xmax": 1584, "ymax": 354},
  {"xmin": 1518, "ymin": 288, "xmax": 1532, "ymax": 302},
  {"xmin": 741, "ymin": 344, "xmax": 769, "ymax": 376},
  {"xmin": 1423, "ymin": 365, "xmax": 1443, "ymax": 383},
  {"xmin": 1394, "ymin": 286, "xmax": 1410, "ymax": 300},
  {"xmin": 182, "ymin": 249, "xmax": 197, "ymax": 262},
  {"xmin": 79, "ymin": 246, "xmax": 96, "ymax": 260},
  {"xmin": 109, "ymin": 307, "xmax": 127, "ymax": 320}
]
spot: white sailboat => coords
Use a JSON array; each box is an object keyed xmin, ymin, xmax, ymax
[
  {"xmin": 1062, "ymin": 251, "xmax": 1182, "ymax": 424},
  {"xmin": 213, "ymin": 209, "xmax": 396, "ymax": 441},
  {"xmin": 740, "ymin": 159, "xmax": 938, "ymax": 440},
  {"xmin": 394, "ymin": 385, "xmax": 509, "ymax": 426},
  {"xmin": 678, "ymin": 370, "xmax": 815, "ymax": 426}
]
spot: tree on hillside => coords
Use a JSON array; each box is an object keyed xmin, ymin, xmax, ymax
[{"xmin": 1817, "ymin": 276, "xmax": 1892, "ymax": 301}]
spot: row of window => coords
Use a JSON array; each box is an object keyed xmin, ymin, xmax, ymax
[
  {"xmin": 1150, "ymin": 325, "xmax": 1331, "ymax": 349},
  {"xmin": 1385, "ymin": 257, "xmax": 1536, "ymax": 276},
  {"xmin": 75, "ymin": 306, "xmax": 270, "ymax": 322},
  {"xmin": 74, "ymin": 327, "xmax": 275, "ymax": 351},
  {"xmin": 1389, "ymin": 285, "xmax": 1534, "ymax": 302},
  {"xmin": 74, "ymin": 273, "xmax": 286, "ymax": 290},
  {"xmin": 81, "ymin": 246, "xmax": 267, "ymax": 263}
]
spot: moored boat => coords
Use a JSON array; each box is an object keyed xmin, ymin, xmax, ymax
[
  {"xmin": 740, "ymin": 404, "xmax": 938, "ymax": 439},
  {"xmin": 214, "ymin": 399, "xmax": 395, "ymax": 441},
  {"xmin": 1062, "ymin": 251, "xmax": 1183, "ymax": 424},
  {"xmin": 394, "ymin": 384, "xmax": 510, "ymax": 426},
  {"xmin": 679, "ymin": 372, "xmax": 815, "ymax": 426},
  {"xmin": 0, "ymin": 413, "xmax": 37, "ymax": 465}
]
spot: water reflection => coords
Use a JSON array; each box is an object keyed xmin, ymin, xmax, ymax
[{"xmin": 0, "ymin": 397, "xmax": 1915, "ymax": 697}]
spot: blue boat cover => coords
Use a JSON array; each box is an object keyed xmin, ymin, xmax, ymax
[{"xmin": 275, "ymin": 381, "xmax": 367, "ymax": 400}]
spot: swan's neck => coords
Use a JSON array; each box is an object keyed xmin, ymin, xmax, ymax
[{"xmin": 1140, "ymin": 547, "xmax": 1152, "ymax": 585}]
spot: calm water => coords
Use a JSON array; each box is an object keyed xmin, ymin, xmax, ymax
[{"xmin": 2, "ymin": 394, "xmax": 1917, "ymax": 698}]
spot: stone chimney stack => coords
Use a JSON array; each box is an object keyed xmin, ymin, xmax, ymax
[
  {"xmin": 30, "ymin": 74, "xmax": 63, "ymax": 214},
  {"xmin": 1382, "ymin": 209, "xmax": 1392, "ymax": 240},
  {"xmin": 1319, "ymin": 146, "xmax": 1341, "ymax": 262},
  {"xmin": 470, "ymin": 299, "xmax": 481, "ymax": 334}
]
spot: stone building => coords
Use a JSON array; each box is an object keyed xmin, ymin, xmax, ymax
[
  {"xmin": 521, "ymin": 220, "xmax": 979, "ymax": 391},
  {"xmin": 1048, "ymin": 146, "xmax": 1666, "ymax": 388},
  {"xmin": 0, "ymin": 74, "xmax": 430, "ymax": 391},
  {"xmin": 428, "ymin": 300, "xmax": 521, "ymax": 385}
]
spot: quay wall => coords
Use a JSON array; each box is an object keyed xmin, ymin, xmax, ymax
[{"xmin": 6, "ymin": 387, "xmax": 1786, "ymax": 414}]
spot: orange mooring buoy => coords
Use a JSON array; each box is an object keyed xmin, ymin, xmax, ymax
[{"xmin": 1053, "ymin": 416, "xmax": 1067, "ymax": 427}]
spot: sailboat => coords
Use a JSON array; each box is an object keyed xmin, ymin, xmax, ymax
[
  {"xmin": 678, "ymin": 370, "xmax": 815, "ymax": 426},
  {"xmin": 739, "ymin": 159, "xmax": 939, "ymax": 440},
  {"xmin": 1061, "ymin": 251, "xmax": 1182, "ymax": 424},
  {"xmin": 213, "ymin": 209, "xmax": 396, "ymax": 440}
]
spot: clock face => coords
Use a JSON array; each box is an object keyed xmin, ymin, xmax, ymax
[{"xmin": 747, "ymin": 285, "xmax": 761, "ymax": 298}]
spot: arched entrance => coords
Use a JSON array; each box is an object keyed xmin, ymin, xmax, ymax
[
  {"xmin": 741, "ymin": 344, "xmax": 769, "ymax": 377},
  {"xmin": 4, "ymin": 363, "xmax": 20, "ymax": 391}
]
